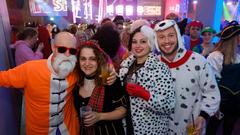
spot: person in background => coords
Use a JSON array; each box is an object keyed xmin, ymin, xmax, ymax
[
  {"xmin": 38, "ymin": 25, "xmax": 52, "ymax": 58},
  {"xmin": 68, "ymin": 24, "xmax": 78, "ymax": 35},
  {"xmin": 154, "ymin": 20, "xmax": 220, "ymax": 135},
  {"xmin": 238, "ymin": 31, "xmax": 240, "ymax": 54},
  {"xmin": 75, "ymin": 30, "xmax": 89, "ymax": 48},
  {"xmin": 165, "ymin": 12, "xmax": 179, "ymax": 22},
  {"xmin": 100, "ymin": 18, "xmax": 112, "ymax": 26},
  {"xmin": 192, "ymin": 27, "xmax": 216, "ymax": 57},
  {"xmin": 85, "ymin": 24, "xmax": 96, "ymax": 39},
  {"xmin": 10, "ymin": 25, "xmax": 19, "ymax": 44},
  {"xmin": 51, "ymin": 24, "xmax": 61, "ymax": 40},
  {"xmin": 73, "ymin": 41, "xmax": 128, "ymax": 135},
  {"xmin": 206, "ymin": 22, "xmax": 240, "ymax": 135},
  {"xmin": 46, "ymin": 23, "xmax": 54, "ymax": 37},
  {"xmin": 10, "ymin": 27, "xmax": 44, "ymax": 135},
  {"xmin": 92, "ymin": 22, "xmax": 128, "ymax": 72},
  {"xmin": 188, "ymin": 21, "xmax": 204, "ymax": 50},
  {"xmin": 0, "ymin": 32, "xmax": 117, "ymax": 134},
  {"xmin": 120, "ymin": 24, "xmax": 131, "ymax": 49},
  {"xmin": 119, "ymin": 24, "xmax": 175, "ymax": 134},
  {"xmin": 113, "ymin": 15, "xmax": 125, "ymax": 33},
  {"xmin": 11, "ymin": 27, "xmax": 44, "ymax": 66}
]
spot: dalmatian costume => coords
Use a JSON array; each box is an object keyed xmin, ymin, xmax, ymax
[
  {"xmin": 119, "ymin": 25, "xmax": 175, "ymax": 135},
  {"xmin": 154, "ymin": 20, "xmax": 220, "ymax": 135}
]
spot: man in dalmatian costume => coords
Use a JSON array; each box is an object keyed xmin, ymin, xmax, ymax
[{"xmin": 154, "ymin": 20, "xmax": 220, "ymax": 135}]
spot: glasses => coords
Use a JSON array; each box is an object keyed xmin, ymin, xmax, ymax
[{"xmin": 55, "ymin": 46, "xmax": 77, "ymax": 55}]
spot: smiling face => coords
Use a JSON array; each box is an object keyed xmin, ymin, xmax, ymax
[
  {"xmin": 79, "ymin": 48, "xmax": 98, "ymax": 76},
  {"xmin": 202, "ymin": 32, "xmax": 214, "ymax": 44},
  {"xmin": 131, "ymin": 32, "xmax": 151, "ymax": 63},
  {"xmin": 156, "ymin": 26, "xmax": 178, "ymax": 57}
]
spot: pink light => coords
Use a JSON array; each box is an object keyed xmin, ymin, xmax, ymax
[
  {"xmin": 116, "ymin": 5, "xmax": 124, "ymax": 15},
  {"xmin": 126, "ymin": 5, "xmax": 133, "ymax": 16}
]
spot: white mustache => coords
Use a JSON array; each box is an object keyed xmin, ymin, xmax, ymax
[
  {"xmin": 53, "ymin": 54, "xmax": 77, "ymax": 78},
  {"xmin": 54, "ymin": 54, "xmax": 77, "ymax": 67}
]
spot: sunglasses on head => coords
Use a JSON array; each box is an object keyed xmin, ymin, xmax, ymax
[{"xmin": 55, "ymin": 46, "xmax": 77, "ymax": 55}]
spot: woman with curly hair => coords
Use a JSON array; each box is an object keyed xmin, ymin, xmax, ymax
[{"xmin": 73, "ymin": 41, "xmax": 128, "ymax": 135}]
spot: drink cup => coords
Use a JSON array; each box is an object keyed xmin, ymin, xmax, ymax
[
  {"xmin": 187, "ymin": 114, "xmax": 195, "ymax": 135},
  {"xmin": 80, "ymin": 106, "xmax": 92, "ymax": 119},
  {"xmin": 187, "ymin": 125, "xmax": 195, "ymax": 135},
  {"xmin": 101, "ymin": 64, "xmax": 111, "ymax": 85},
  {"xmin": 80, "ymin": 106, "xmax": 92, "ymax": 134}
]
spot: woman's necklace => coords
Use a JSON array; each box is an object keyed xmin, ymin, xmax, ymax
[{"xmin": 132, "ymin": 61, "xmax": 145, "ymax": 73}]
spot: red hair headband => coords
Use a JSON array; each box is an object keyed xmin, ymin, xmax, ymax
[{"xmin": 83, "ymin": 40, "xmax": 112, "ymax": 63}]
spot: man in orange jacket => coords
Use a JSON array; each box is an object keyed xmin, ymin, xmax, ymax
[{"xmin": 0, "ymin": 32, "xmax": 116, "ymax": 135}]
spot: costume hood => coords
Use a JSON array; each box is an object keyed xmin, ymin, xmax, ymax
[{"xmin": 154, "ymin": 20, "xmax": 187, "ymax": 62}]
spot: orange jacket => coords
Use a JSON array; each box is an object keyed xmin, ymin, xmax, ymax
[{"xmin": 0, "ymin": 59, "xmax": 79, "ymax": 135}]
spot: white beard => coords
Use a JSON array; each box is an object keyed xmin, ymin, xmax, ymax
[{"xmin": 53, "ymin": 54, "xmax": 77, "ymax": 79}]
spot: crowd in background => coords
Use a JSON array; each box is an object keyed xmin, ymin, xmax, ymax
[{"xmin": 2, "ymin": 13, "xmax": 240, "ymax": 135}]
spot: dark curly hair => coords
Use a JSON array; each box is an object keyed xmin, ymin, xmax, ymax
[
  {"xmin": 91, "ymin": 23, "xmax": 121, "ymax": 59},
  {"xmin": 75, "ymin": 41, "xmax": 110, "ymax": 87}
]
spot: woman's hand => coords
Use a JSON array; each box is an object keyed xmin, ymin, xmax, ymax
[
  {"xmin": 83, "ymin": 107, "xmax": 126, "ymax": 127},
  {"xmin": 83, "ymin": 112, "xmax": 101, "ymax": 127}
]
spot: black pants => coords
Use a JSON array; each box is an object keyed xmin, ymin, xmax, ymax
[{"xmin": 206, "ymin": 114, "xmax": 238, "ymax": 135}]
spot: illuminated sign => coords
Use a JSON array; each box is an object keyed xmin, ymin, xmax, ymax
[
  {"xmin": 137, "ymin": 5, "xmax": 161, "ymax": 16},
  {"xmin": 165, "ymin": 0, "xmax": 180, "ymax": 16},
  {"xmin": 137, "ymin": 6, "xmax": 144, "ymax": 16},
  {"xmin": 29, "ymin": 0, "xmax": 68, "ymax": 16},
  {"xmin": 116, "ymin": 5, "xmax": 124, "ymax": 15},
  {"xmin": 107, "ymin": 5, "xmax": 114, "ymax": 15}
]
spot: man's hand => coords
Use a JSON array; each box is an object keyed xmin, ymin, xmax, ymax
[
  {"xmin": 190, "ymin": 116, "xmax": 206, "ymax": 135},
  {"xmin": 106, "ymin": 67, "xmax": 117, "ymax": 85}
]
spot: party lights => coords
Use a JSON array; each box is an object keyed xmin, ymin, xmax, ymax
[{"xmin": 126, "ymin": 5, "xmax": 133, "ymax": 16}]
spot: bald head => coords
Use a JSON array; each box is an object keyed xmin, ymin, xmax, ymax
[
  {"xmin": 51, "ymin": 32, "xmax": 78, "ymax": 77},
  {"xmin": 54, "ymin": 32, "xmax": 77, "ymax": 49}
]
